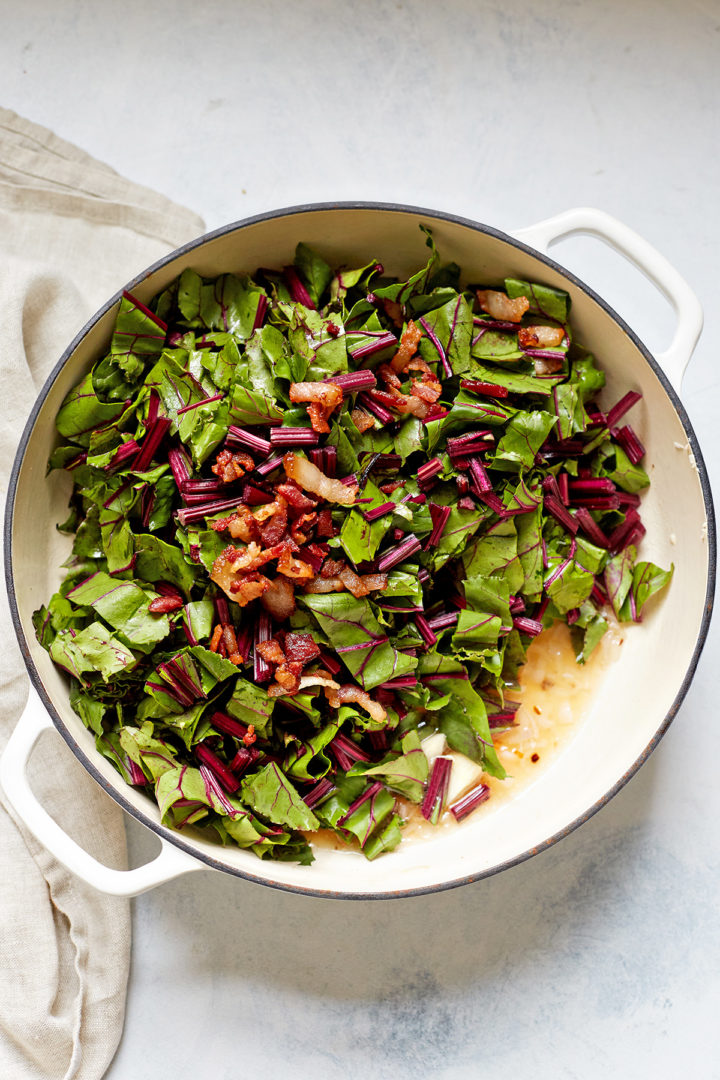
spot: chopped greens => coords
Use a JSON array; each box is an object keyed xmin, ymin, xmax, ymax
[{"xmin": 36, "ymin": 238, "xmax": 672, "ymax": 864}]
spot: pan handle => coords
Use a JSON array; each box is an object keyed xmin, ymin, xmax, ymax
[
  {"xmin": 0, "ymin": 685, "xmax": 204, "ymax": 896},
  {"xmin": 512, "ymin": 207, "xmax": 703, "ymax": 394}
]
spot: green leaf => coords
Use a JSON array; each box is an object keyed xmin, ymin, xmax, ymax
[
  {"xmin": 350, "ymin": 730, "xmax": 428, "ymax": 802},
  {"xmin": 493, "ymin": 410, "xmax": 557, "ymax": 472},
  {"xmin": 66, "ymin": 572, "xmax": 171, "ymax": 651},
  {"xmin": 604, "ymin": 545, "xmax": 637, "ymax": 619},
  {"xmin": 621, "ymin": 560, "xmax": 674, "ymax": 620},
  {"xmin": 229, "ymin": 382, "xmax": 283, "ymax": 426},
  {"xmin": 417, "ymin": 293, "xmax": 474, "ymax": 375},
  {"xmin": 295, "ymin": 243, "xmax": 333, "ymax": 308},
  {"xmin": 432, "ymin": 675, "xmax": 505, "ymax": 779},
  {"xmin": 593, "ymin": 442, "xmax": 649, "ymax": 493},
  {"xmin": 56, "ymin": 372, "xmax": 126, "ymax": 442},
  {"xmin": 49, "ymin": 621, "xmax": 138, "ymax": 683},
  {"xmin": 505, "ymin": 278, "xmax": 569, "ymax": 322},
  {"xmin": 133, "ymin": 533, "xmax": 199, "ymax": 596},
  {"xmin": 301, "ymin": 592, "xmax": 417, "ymax": 690},
  {"xmin": 224, "ymin": 678, "xmax": 275, "ymax": 739},
  {"xmin": 240, "ymin": 763, "xmax": 319, "ymax": 831}
]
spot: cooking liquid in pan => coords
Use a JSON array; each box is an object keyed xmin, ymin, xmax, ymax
[{"xmin": 309, "ymin": 619, "xmax": 624, "ymax": 851}]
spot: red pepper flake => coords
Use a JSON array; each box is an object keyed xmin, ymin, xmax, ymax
[
  {"xmin": 243, "ymin": 724, "xmax": 257, "ymax": 746},
  {"xmin": 326, "ymin": 322, "xmax": 340, "ymax": 338},
  {"xmin": 531, "ymin": 753, "xmax": 540, "ymax": 763}
]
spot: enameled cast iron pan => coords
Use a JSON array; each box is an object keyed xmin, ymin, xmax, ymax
[{"xmin": 2, "ymin": 204, "xmax": 714, "ymax": 899}]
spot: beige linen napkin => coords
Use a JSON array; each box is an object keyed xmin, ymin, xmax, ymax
[{"xmin": 0, "ymin": 108, "xmax": 205, "ymax": 1079}]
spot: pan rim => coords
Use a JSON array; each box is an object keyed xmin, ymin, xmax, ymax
[{"xmin": 5, "ymin": 200, "xmax": 716, "ymax": 900}]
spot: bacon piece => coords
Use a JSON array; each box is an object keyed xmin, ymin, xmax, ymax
[
  {"xmin": 534, "ymin": 355, "xmax": 565, "ymax": 375},
  {"xmin": 275, "ymin": 482, "xmax": 318, "ymax": 513},
  {"xmin": 229, "ymin": 573, "xmax": 271, "ymax": 606},
  {"xmin": 222, "ymin": 624, "xmax": 243, "ymax": 665},
  {"xmin": 211, "ymin": 546, "xmax": 271, "ymax": 604},
  {"xmin": 289, "ymin": 381, "xmax": 343, "ymax": 408},
  {"xmin": 476, "ymin": 289, "xmax": 530, "ymax": 323},
  {"xmin": 302, "ymin": 576, "xmax": 346, "ymax": 593},
  {"xmin": 359, "ymin": 573, "xmax": 388, "ymax": 592},
  {"xmin": 339, "ymin": 565, "xmax": 369, "ymax": 598},
  {"xmin": 411, "ymin": 379, "xmax": 442, "ymax": 404},
  {"xmin": 315, "ymin": 508, "xmax": 336, "ymax": 537},
  {"xmin": 324, "ymin": 683, "xmax": 387, "ymax": 723},
  {"xmin": 377, "ymin": 363, "xmax": 402, "ymax": 390},
  {"xmin": 212, "ymin": 448, "xmax": 255, "ymax": 483},
  {"xmin": 290, "ymin": 382, "xmax": 343, "ymax": 433},
  {"xmin": 259, "ymin": 495, "xmax": 288, "ymax": 547},
  {"xmin": 390, "ymin": 320, "xmax": 422, "ymax": 372},
  {"xmin": 304, "ymin": 571, "xmax": 387, "ymax": 595},
  {"xmin": 283, "ymin": 453, "xmax": 358, "ymax": 505},
  {"xmin": 259, "ymin": 576, "xmax": 296, "ymax": 620},
  {"xmin": 321, "ymin": 557, "xmax": 346, "ymax": 578},
  {"xmin": 350, "ymin": 407, "xmax": 375, "ymax": 433},
  {"xmin": 256, "ymin": 638, "xmax": 286, "ymax": 665},
  {"xmin": 518, "ymin": 325, "xmax": 565, "ymax": 349},
  {"xmin": 283, "ymin": 632, "xmax": 321, "ymax": 665},
  {"xmin": 276, "ymin": 544, "xmax": 315, "ymax": 580}
]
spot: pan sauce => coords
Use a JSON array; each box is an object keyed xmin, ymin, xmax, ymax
[{"xmin": 310, "ymin": 619, "xmax": 624, "ymax": 851}]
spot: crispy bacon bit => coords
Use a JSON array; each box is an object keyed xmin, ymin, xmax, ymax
[
  {"xmin": 243, "ymin": 724, "xmax": 257, "ymax": 746},
  {"xmin": 211, "ymin": 506, "xmax": 261, "ymax": 543},
  {"xmin": 256, "ymin": 638, "xmax": 286, "ymax": 665},
  {"xmin": 259, "ymin": 494, "xmax": 288, "ymax": 546},
  {"xmin": 289, "ymin": 381, "xmax": 343, "ymax": 408},
  {"xmin": 283, "ymin": 632, "xmax": 321, "ymax": 664},
  {"xmin": 377, "ymin": 363, "xmax": 402, "ymax": 390},
  {"xmin": 209, "ymin": 625, "xmax": 223, "ymax": 653},
  {"xmin": 304, "ymin": 571, "xmax": 387, "ymax": 595},
  {"xmin": 534, "ymin": 355, "xmax": 565, "ymax": 375},
  {"xmin": 212, "ymin": 448, "xmax": 255, "ymax": 483},
  {"xmin": 283, "ymin": 453, "xmax": 358, "ymax": 505},
  {"xmin": 258, "ymin": 635, "xmax": 313, "ymax": 697},
  {"xmin": 411, "ymin": 378, "xmax": 442, "ymax": 404},
  {"xmin": 228, "ymin": 573, "xmax": 271, "ymax": 606},
  {"xmin": 222, "ymin": 623, "xmax": 242, "ymax": 665},
  {"xmin": 276, "ymin": 544, "xmax": 314, "ymax": 580},
  {"xmin": 321, "ymin": 557, "xmax": 346, "ymax": 578},
  {"xmin": 324, "ymin": 683, "xmax": 387, "ymax": 723},
  {"xmin": 359, "ymin": 573, "xmax": 388, "ymax": 592},
  {"xmin": 390, "ymin": 320, "xmax": 422, "ymax": 372},
  {"xmin": 476, "ymin": 289, "xmax": 530, "ymax": 323},
  {"xmin": 259, "ymin": 576, "xmax": 296, "ymax": 620},
  {"xmin": 275, "ymin": 482, "xmax": 317, "ymax": 512},
  {"xmin": 350, "ymin": 407, "xmax": 375, "ymax": 433},
  {"xmin": 289, "ymin": 381, "xmax": 343, "ymax": 433},
  {"xmin": 518, "ymin": 325, "xmax": 565, "ymax": 349},
  {"xmin": 315, "ymin": 508, "xmax": 336, "ymax": 537},
  {"xmin": 212, "ymin": 547, "xmax": 272, "ymax": 605},
  {"xmin": 338, "ymin": 564, "xmax": 369, "ymax": 598}
]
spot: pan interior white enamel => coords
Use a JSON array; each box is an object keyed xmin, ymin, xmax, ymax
[{"xmin": 11, "ymin": 208, "xmax": 709, "ymax": 895}]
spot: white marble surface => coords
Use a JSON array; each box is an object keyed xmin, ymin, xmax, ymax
[{"xmin": 3, "ymin": 1, "xmax": 720, "ymax": 1077}]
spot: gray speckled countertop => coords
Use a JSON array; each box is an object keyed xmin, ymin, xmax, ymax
[{"xmin": 3, "ymin": 1, "xmax": 719, "ymax": 1076}]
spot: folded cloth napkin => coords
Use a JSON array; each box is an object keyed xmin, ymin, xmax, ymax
[{"xmin": 0, "ymin": 108, "xmax": 204, "ymax": 1080}]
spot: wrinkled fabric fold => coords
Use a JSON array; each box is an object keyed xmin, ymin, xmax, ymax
[{"xmin": 0, "ymin": 107, "xmax": 204, "ymax": 1080}]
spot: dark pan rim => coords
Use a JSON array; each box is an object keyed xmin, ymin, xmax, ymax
[{"xmin": 5, "ymin": 201, "xmax": 716, "ymax": 900}]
